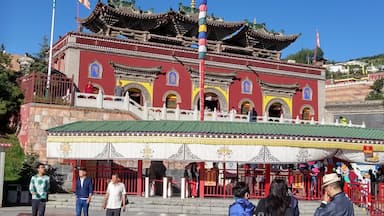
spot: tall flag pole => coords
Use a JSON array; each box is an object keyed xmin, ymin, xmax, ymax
[
  {"xmin": 198, "ymin": 0, "xmax": 207, "ymax": 121},
  {"xmin": 313, "ymin": 30, "xmax": 320, "ymax": 65},
  {"xmin": 46, "ymin": 0, "xmax": 57, "ymax": 98}
]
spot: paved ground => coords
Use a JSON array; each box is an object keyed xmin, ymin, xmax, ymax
[{"xmin": 0, "ymin": 207, "xmax": 202, "ymax": 216}]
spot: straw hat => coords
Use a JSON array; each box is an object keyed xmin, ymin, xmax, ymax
[{"xmin": 322, "ymin": 173, "xmax": 340, "ymax": 188}]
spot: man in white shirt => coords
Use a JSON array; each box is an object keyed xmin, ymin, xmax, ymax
[{"xmin": 102, "ymin": 174, "xmax": 127, "ymax": 216}]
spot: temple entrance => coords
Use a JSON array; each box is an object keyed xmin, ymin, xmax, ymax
[
  {"xmin": 127, "ymin": 88, "xmax": 143, "ymax": 105},
  {"xmin": 268, "ymin": 102, "xmax": 283, "ymax": 118},
  {"xmin": 302, "ymin": 107, "xmax": 311, "ymax": 120},
  {"xmin": 197, "ymin": 93, "xmax": 220, "ymax": 111},
  {"xmin": 240, "ymin": 101, "xmax": 251, "ymax": 115},
  {"xmin": 165, "ymin": 94, "xmax": 177, "ymax": 108}
]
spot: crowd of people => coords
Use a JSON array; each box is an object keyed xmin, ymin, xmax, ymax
[{"xmin": 228, "ymin": 173, "xmax": 355, "ymax": 216}]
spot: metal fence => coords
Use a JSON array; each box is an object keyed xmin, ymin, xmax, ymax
[{"xmin": 18, "ymin": 72, "xmax": 74, "ymax": 105}]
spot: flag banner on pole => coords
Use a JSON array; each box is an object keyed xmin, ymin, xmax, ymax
[
  {"xmin": 316, "ymin": 31, "xmax": 321, "ymax": 48},
  {"xmin": 198, "ymin": 0, "xmax": 207, "ymax": 60},
  {"xmin": 79, "ymin": 0, "xmax": 91, "ymax": 9}
]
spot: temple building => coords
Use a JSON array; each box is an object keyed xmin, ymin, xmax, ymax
[{"xmin": 51, "ymin": 1, "xmax": 325, "ymax": 120}]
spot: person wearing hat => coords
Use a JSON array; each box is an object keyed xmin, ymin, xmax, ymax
[
  {"xmin": 75, "ymin": 167, "xmax": 93, "ymax": 216},
  {"xmin": 314, "ymin": 173, "xmax": 354, "ymax": 216}
]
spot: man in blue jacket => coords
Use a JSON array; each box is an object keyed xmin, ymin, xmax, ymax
[
  {"xmin": 229, "ymin": 181, "xmax": 256, "ymax": 216},
  {"xmin": 314, "ymin": 173, "xmax": 354, "ymax": 216},
  {"xmin": 75, "ymin": 167, "xmax": 93, "ymax": 216}
]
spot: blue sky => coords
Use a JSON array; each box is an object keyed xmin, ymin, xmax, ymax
[{"xmin": 1, "ymin": 0, "xmax": 383, "ymax": 62}]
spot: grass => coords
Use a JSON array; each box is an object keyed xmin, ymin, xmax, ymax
[{"xmin": 0, "ymin": 133, "xmax": 25, "ymax": 181}]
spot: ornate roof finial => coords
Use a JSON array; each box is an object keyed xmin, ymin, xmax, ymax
[{"xmin": 191, "ymin": 0, "xmax": 195, "ymax": 9}]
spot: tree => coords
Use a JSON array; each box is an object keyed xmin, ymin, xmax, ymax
[
  {"xmin": 0, "ymin": 44, "xmax": 24, "ymax": 132},
  {"xmin": 18, "ymin": 153, "xmax": 65, "ymax": 193},
  {"xmin": 28, "ymin": 36, "xmax": 49, "ymax": 73},
  {"xmin": 366, "ymin": 78, "xmax": 384, "ymax": 100},
  {"xmin": 285, "ymin": 48, "xmax": 324, "ymax": 64}
]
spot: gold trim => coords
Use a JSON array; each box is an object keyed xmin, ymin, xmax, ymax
[{"xmin": 47, "ymin": 136, "xmax": 384, "ymax": 152}]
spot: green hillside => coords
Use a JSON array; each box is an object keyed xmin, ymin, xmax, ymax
[{"xmin": 354, "ymin": 54, "xmax": 384, "ymax": 66}]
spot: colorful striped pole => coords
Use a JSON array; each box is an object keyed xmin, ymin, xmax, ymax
[{"xmin": 198, "ymin": 0, "xmax": 207, "ymax": 121}]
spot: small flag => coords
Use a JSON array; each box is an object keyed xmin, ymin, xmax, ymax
[
  {"xmin": 79, "ymin": 0, "xmax": 91, "ymax": 9},
  {"xmin": 316, "ymin": 31, "xmax": 320, "ymax": 48}
]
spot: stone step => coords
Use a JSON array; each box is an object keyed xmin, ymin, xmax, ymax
[{"xmin": 46, "ymin": 194, "xmax": 369, "ymax": 216}]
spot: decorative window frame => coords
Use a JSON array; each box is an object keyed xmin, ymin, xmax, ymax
[
  {"xmin": 166, "ymin": 70, "xmax": 179, "ymax": 86},
  {"xmin": 162, "ymin": 90, "xmax": 182, "ymax": 104},
  {"xmin": 302, "ymin": 85, "xmax": 313, "ymax": 101},
  {"xmin": 241, "ymin": 78, "xmax": 252, "ymax": 94},
  {"xmin": 88, "ymin": 61, "xmax": 103, "ymax": 79}
]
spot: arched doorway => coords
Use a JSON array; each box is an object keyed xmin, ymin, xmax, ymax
[
  {"xmin": 127, "ymin": 88, "xmax": 143, "ymax": 105},
  {"xmin": 196, "ymin": 92, "xmax": 220, "ymax": 111},
  {"xmin": 302, "ymin": 107, "xmax": 311, "ymax": 120},
  {"xmin": 240, "ymin": 101, "xmax": 251, "ymax": 115},
  {"xmin": 268, "ymin": 102, "xmax": 283, "ymax": 118},
  {"xmin": 123, "ymin": 83, "xmax": 151, "ymax": 106},
  {"xmin": 192, "ymin": 88, "xmax": 228, "ymax": 112},
  {"xmin": 165, "ymin": 94, "xmax": 177, "ymax": 109}
]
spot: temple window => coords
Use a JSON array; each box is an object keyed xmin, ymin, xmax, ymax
[
  {"xmin": 302, "ymin": 107, "xmax": 311, "ymax": 120},
  {"xmin": 241, "ymin": 79, "xmax": 252, "ymax": 94},
  {"xmin": 88, "ymin": 61, "xmax": 103, "ymax": 79},
  {"xmin": 302, "ymin": 85, "xmax": 312, "ymax": 101},
  {"xmin": 167, "ymin": 70, "xmax": 179, "ymax": 86}
]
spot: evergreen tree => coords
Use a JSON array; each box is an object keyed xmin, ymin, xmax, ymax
[
  {"xmin": 285, "ymin": 48, "xmax": 324, "ymax": 64},
  {"xmin": 28, "ymin": 36, "xmax": 49, "ymax": 73},
  {"xmin": 0, "ymin": 44, "xmax": 24, "ymax": 132},
  {"xmin": 366, "ymin": 78, "xmax": 384, "ymax": 100}
]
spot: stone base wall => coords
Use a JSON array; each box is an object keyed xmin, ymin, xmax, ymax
[{"xmin": 18, "ymin": 103, "xmax": 137, "ymax": 161}]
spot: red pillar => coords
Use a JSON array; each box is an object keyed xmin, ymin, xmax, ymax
[
  {"xmin": 71, "ymin": 160, "xmax": 78, "ymax": 192},
  {"xmin": 137, "ymin": 160, "xmax": 143, "ymax": 196},
  {"xmin": 265, "ymin": 164, "xmax": 271, "ymax": 197},
  {"xmin": 199, "ymin": 162, "xmax": 205, "ymax": 198}
]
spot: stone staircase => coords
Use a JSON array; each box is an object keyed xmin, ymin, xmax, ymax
[{"xmin": 46, "ymin": 194, "xmax": 369, "ymax": 216}]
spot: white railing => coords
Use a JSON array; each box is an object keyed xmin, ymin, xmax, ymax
[{"xmin": 74, "ymin": 92, "xmax": 366, "ymax": 128}]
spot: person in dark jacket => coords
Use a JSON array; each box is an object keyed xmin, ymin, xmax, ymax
[
  {"xmin": 254, "ymin": 178, "xmax": 299, "ymax": 216},
  {"xmin": 314, "ymin": 173, "xmax": 354, "ymax": 216},
  {"xmin": 75, "ymin": 167, "xmax": 93, "ymax": 216},
  {"xmin": 229, "ymin": 181, "xmax": 256, "ymax": 216}
]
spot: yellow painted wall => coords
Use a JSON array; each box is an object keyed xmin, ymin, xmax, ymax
[
  {"xmin": 263, "ymin": 95, "xmax": 292, "ymax": 114},
  {"xmin": 192, "ymin": 85, "xmax": 228, "ymax": 105}
]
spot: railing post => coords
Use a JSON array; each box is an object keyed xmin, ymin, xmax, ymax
[
  {"xmin": 361, "ymin": 121, "xmax": 366, "ymax": 128},
  {"xmin": 263, "ymin": 112, "xmax": 268, "ymax": 122},
  {"xmin": 123, "ymin": 92, "xmax": 130, "ymax": 111},
  {"xmin": 143, "ymin": 104, "xmax": 148, "ymax": 120},
  {"xmin": 348, "ymin": 120, "xmax": 352, "ymax": 127},
  {"xmin": 279, "ymin": 114, "xmax": 284, "ymax": 123},
  {"xmin": 175, "ymin": 104, "xmax": 180, "ymax": 120},
  {"xmin": 295, "ymin": 115, "xmax": 300, "ymax": 124},
  {"xmin": 161, "ymin": 103, "xmax": 167, "ymax": 120},
  {"xmin": 213, "ymin": 108, "xmax": 218, "ymax": 121},
  {"xmin": 96, "ymin": 91, "xmax": 103, "ymax": 109},
  {"xmin": 310, "ymin": 117, "xmax": 315, "ymax": 125},
  {"xmin": 229, "ymin": 109, "xmax": 235, "ymax": 121},
  {"xmin": 163, "ymin": 177, "xmax": 168, "ymax": 199},
  {"xmin": 335, "ymin": 118, "xmax": 339, "ymax": 126},
  {"xmin": 181, "ymin": 177, "xmax": 186, "ymax": 199},
  {"xmin": 144, "ymin": 177, "xmax": 150, "ymax": 198},
  {"xmin": 193, "ymin": 106, "xmax": 199, "ymax": 120}
]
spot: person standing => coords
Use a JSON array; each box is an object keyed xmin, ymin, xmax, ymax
[
  {"xmin": 254, "ymin": 179, "xmax": 299, "ymax": 216},
  {"xmin": 103, "ymin": 173, "xmax": 127, "ymax": 216},
  {"xmin": 29, "ymin": 163, "xmax": 50, "ymax": 216},
  {"xmin": 75, "ymin": 167, "xmax": 93, "ymax": 216},
  {"xmin": 229, "ymin": 181, "xmax": 256, "ymax": 216},
  {"xmin": 84, "ymin": 81, "xmax": 94, "ymax": 94},
  {"xmin": 314, "ymin": 173, "xmax": 354, "ymax": 216},
  {"xmin": 114, "ymin": 81, "xmax": 123, "ymax": 97}
]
